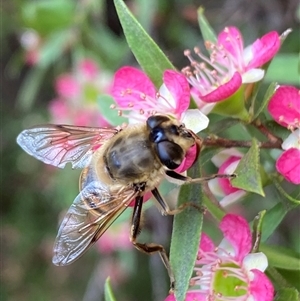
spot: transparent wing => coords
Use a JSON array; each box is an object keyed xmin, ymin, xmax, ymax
[
  {"xmin": 16, "ymin": 124, "xmax": 119, "ymax": 168},
  {"xmin": 52, "ymin": 181, "xmax": 137, "ymax": 266}
]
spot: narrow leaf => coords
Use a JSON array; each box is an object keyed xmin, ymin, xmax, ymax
[
  {"xmin": 261, "ymin": 202, "xmax": 289, "ymax": 242},
  {"xmin": 113, "ymin": 0, "xmax": 175, "ymax": 87},
  {"xmin": 197, "ymin": 7, "xmax": 217, "ymax": 44},
  {"xmin": 252, "ymin": 81, "xmax": 277, "ymax": 121},
  {"xmin": 86, "ymin": 25, "xmax": 128, "ymax": 69},
  {"xmin": 266, "ymin": 53, "xmax": 299, "ymax": 85},
  {"xmin": 104, "ymin": 277, "xmax": 117, "ymax": 301},
  {"xmin": 251, "ymin": 210, "xmax": 266, "ymax": 252},
  {"xmin": 170, "ymin": 163, "xmax": 203, "ymax": 301},
  {"xmin": 274, "ymin": 288, "xmax": 299, "ymax": 301},
  {"xmin": 21, "ymin": 0, "xmax": 75, "ymax": 35},
  {"xmin": 17, "ymin": 67, "xmax": 46, "ymax": 110},
  {"xmin": 272, "ymin": 175, "xmax": 300, "ymax": 205},
  {"xmin": 39, "ymin": 30, "xmax": 70, "ymax": 68},
  {"xmin": 231, "ymin": 138, "xmax": 264, "ymax": 195},
  {"xmin": 277, "ymin": 269, "xmax": 300, "ymax": 291},
  {"xmin": 260, "ymin": 244, "xmax": 300, "ymax": 270},
  {"xmin": 202, "ymin": 194, "xmax": 225, "ymax": 222}
]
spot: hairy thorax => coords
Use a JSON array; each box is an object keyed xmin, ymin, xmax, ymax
[{"xmin": 92, "ymin": 126, "xmax": 164, "ymax": 192}]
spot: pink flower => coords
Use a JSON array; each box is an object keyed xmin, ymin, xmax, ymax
[
  {"xmin": 165, "ymin": 214, "xmax": 273, "ymax": 301},
  {"xmin": 20, "ymin": 29, "xmax": 41, "ymax": 65},
  {"xmin": 49, "ymin": 58, "xmax": 113, "ymax": 127},
  {"xmin": 112, "ymin": 66, "xmax": 208, "ymax": 129},
  {"xmin": 217, "ymin": 27, "xmax": 280, "ymax": 82},
  {"xmin": 55, "ymin": 74, "xmax": 80, "ymax": 98},
  {"xmin": 182, "ymin": 49, "xmax": 242, "ymax": 104},
  {"xmin": 208, "ymin": 149, "xmax": 246, "ymax": 206},
  {"xmin": 182, "ymin": 27, "xmax": 280, "ymax": 105},
  {"xmin": 268, "ymin": 85, "xmax": 300, "ymax": 184},
  {"xmin": 165, "ymin": 292, "xmax": 205, "ymax": 301},
  {"xmin": 48, "ymin": 98, "xmax": 69, "ymax": 123},
  {"xmin": 268, "ymin": 86, "xmax": 300, "ymax": 130},
  {"xmin": 96, "ymin": 222, "xmax": 132, "ymax": 254},
  {"xmin": 112, "ymin": 66, "xmax": 209, "ymax": 172},
  {"xmin": 79, "ymin": 59, "xmax": 99, "ymax": 80},
  {"xmin": 276, "ymin": 130, "xmax": 300, "ymax": 184}
]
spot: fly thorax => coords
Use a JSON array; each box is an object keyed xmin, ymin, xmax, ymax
[{"xmin": 103, "ymin": 132, "xmax": 161, "ymax": 183}]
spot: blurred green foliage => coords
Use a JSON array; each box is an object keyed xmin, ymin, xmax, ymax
[{"xmin": 1, "ymin": 0, "xmax": 300, "ymax": 301}]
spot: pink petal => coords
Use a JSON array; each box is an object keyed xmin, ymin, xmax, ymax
[
  {"xmin": 247, "ymin": 31, "xmax": 280, "ymax": 69},
  {"xmin": 55, "ymin": 74, "xmax": 80, "ymax": 98},
  {"xmin": 200, "ymin": 72, "xmax": 242, "ymax": 103},
  {"xmin": 185, "ymin": 292, "xmax": 206, "ymax": 301},
  {"xmin": 49, "ymin": 98, "xmax": 69, "ymax": 122},
  {"xmin": 112, "ymin": 66, "xmax": 156, "ymax": 108},
  {"xmin": 164, "ymin": 294, "xmax": 176, "ymax": 301},
  {"xmin": 199, "ymin": 233, "xmax": 215, "ymax": 252},
  {"xmin": 25, "ymin": 50, "xmax": 39, "ymax": 65},
  {"xmin": 249, "ymin": 269, "xmax": 274, "ymax": 301},
  {"xmin": 165, "ymin": 292, "xmax": 206, "ymax": 301},
  {"xmin": 163, "ymin": 70, "xmax": 190, "ymax": 114},
  {"xmin": 218, "ymin": 156, "xmax": 241, "ymax": 195},
  {"xmin": 217, "ymin": 27, "xmax": 244, "ymax": 59},
  {"xmin": 74, "ymin": 110, "xmax": 95, "ymax": 126},
  {"xmin": 219, "ymin": 214, "xmax": 252, "ymax": 262},
  {"xmin": 268, "ymin": 86, "xmax": 300, "ymax": 128},
  {"xmin": 175, "ymin": 144, "xmax": 197, "ymax": 173},
  {"xmin": 74, "ymin": 110, "xmax": 110, "ymax": 128},
  {"xmin": 79, "ymin": 59, "xmax": 99, "ymax": 79},
  {"xmin": 276, "ymin": 148, "xmax": 300, "ymax": 184}
]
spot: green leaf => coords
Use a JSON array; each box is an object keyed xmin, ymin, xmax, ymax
[
  {"xmin": 251, "ymin": 210, "xmax": 266, "ymax": 252},
  {"xmin": 252, "ymin": 81, "xmax": 277, "ymax": 121},
  {"xmin": 113, "ymin": 0, "xmax": 175, "ymax": 87},
  {"xmin": 21, "ymin": 0, "xmax": 75, "ymax": 35},
  {"xmin": 197, "ymin": 7, "xmax": 217, "ymax": 44},
  {"xmin": 261, "ymin": 202, "xmax": 289, "ymax": 242},
  {"xmin": 104, "ymin": 277, "xmax": 117, "ymax": 301},
  {"xmin": 260, "ymin": 244, "xmax": 300, "ymax": 270},
  {"xmin": 170, "ymin": 163, "xmax": 203, "ymax": 301},
  {"xmin": 274, "ymin": 288, "xmax": 299, "ymax": 301},
  {"xmin": 231, "ymin": 138, "xmax": 264, "ymax": 196},
  {"xmin": 208, "ymin": 117, "xmax": 240, "ymax": 135},
  {"xmin": 86, "ymin": 25, "xmax": 129, "ymax": 69},
  {"xmin": 265, "ymin": 53, "xmax": 299, "ymax": 85},
  {"xmin": 272, "ymin": 175, "xmax": 300, "ymax": 205},
  {"xmin": 277, "ymin": 269, "xmax": 300, "ymax": 291},
  {"xmin": 38, "ymin": 30, "xmax": 70, "ymax": 68},
  {"xmin": 97, "ymin": 95, "xmax": 128, "ymax": 126},
  {"xmin": 202, "ymin": 194, "xmax": 225, "ymax": 222},
  {"xmin": 17, "ymin": 67, "xmax": 46, "ymax": 110}
]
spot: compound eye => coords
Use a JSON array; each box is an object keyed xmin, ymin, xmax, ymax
[
  {"xmin": 156, "ymin": 141, "xmax": 184, "ymax": 170},
  {"xmin": 147, "ymin": 115, "xmax": 170, "ymax": 129},
  {"xmin": 150, "ymin": 128, "xmax": 166, "ymax": 143}
]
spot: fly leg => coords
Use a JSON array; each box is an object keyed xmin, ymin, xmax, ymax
[
  {"xmin": 165, "ymin": 170, "xmax": 236, "ymax": 183},
  {"xmin": 166, "ymin": 170, "xmax": 235, "ymax": 184},
  {"xmin": 158, "ymin": 170, "xmax": 235, "ymax": 214},
  {"xmin": 151, "ymin": 187, "xmax": 205, "ymax": 216},
  {"xmin": 130, "ymin": 192, "xmax": 175, "ymax": 291}
]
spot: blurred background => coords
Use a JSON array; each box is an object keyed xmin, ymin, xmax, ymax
[{"xmin": 1, "ymin": 0, "xmax": 299, "ymax": 300}]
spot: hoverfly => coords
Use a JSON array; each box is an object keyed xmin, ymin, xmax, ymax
[{"xmin": 17, "ymin": 114, "xmax": 225, "ymax": 287}]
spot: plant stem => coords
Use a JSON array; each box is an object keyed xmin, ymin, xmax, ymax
[
  {"xmin": 203, "ymin": 136, "xmax": 282, "ymax": 149},
  {"xmin": 252, "ymin": 119, "xmax": 283, "ymax": 144}
]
